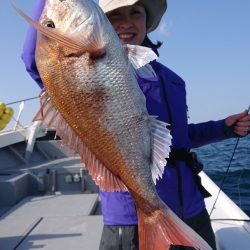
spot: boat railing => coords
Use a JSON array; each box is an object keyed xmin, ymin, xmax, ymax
[{"xmin": 0, "ymin": 96, "xmax": 39, "ymax": 133}]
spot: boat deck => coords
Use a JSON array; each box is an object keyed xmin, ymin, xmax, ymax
[{"xmin": 0, "ymin": 193, "xmax": 103, "ymax": 250}]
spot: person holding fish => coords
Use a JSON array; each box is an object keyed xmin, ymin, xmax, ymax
[{"xmin": 20, "ymin": 0, "xmax": 250, "ymax": 249}]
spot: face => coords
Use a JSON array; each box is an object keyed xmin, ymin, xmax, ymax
[{"xmin": 106, "ymin": 3, "xmax": 147, "ymax": 45}]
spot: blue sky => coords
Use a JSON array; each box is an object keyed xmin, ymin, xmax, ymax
[{"xmin": 0, "ymin": 0, "xmax": 249, "ymax": 130}]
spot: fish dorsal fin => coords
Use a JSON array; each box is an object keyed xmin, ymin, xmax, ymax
[
  {"xmin": 149, "ymin": 117, "xmax": 172, "ymax": 184},
  {"xmin": 13, "ymin": 4, "xmax": 105, "ymax": 56},
  {"xmin": 13, "ymin": 4, "xmax": 83, "ymax": 51},
  {"xmin": 33, "ymin": 90, "xmax": 128, "ymax": 192}
]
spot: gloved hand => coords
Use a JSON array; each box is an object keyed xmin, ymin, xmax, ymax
[
  {"xmin": 224, "ymin": 110, "xmax": 250, "ymax": 137},
  {"xmin": 0, "ymin": 102, "xmax": 14, "ymax": 131}
]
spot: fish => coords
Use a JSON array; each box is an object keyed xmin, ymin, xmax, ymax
[{"xmin": 14, "ymin": 0, "xmax": 212, "ymax": 249}]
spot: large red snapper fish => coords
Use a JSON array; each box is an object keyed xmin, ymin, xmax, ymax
[{"xmin": 15, "ymin": 0, "xmax": 212, "ymax": 249}]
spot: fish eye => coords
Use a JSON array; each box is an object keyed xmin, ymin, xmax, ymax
[{"xmin": 43, "ymin": 20, "xmax": 56, "ymax": 28}]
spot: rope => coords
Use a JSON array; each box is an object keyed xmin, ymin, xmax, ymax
[{"xmin": 6, "ymin": 96, "xmax": 39, "ymax": 106}]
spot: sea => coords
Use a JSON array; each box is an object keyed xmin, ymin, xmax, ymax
[{"xmin": 193, "ymin": 134, "xmax": 250, "ymax": 216}]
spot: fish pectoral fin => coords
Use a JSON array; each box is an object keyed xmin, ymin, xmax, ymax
[
  {"xmin": 150, "ymin": 117, "xmax": 172, "ymax": 184},
  {"xmin": 33, "ymin": 90, "xmax": 128, "ymax": 193},
  {"xmin": 125, "ymin": 44, "xmax": 158, "ymax": 73}
]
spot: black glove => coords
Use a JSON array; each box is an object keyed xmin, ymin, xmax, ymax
[{"xmin": 223, "ymin": 123, "xmax": 244, "ymax": 138}]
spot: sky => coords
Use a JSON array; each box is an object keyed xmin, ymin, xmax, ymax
[{"xmin": 0, "ymin": 0, "xmax": 250, "ymax": 131}]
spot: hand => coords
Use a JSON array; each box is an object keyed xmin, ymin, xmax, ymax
[{"xmin": 225, "ymin": 110, "xmax": 250, "ymax": 137}]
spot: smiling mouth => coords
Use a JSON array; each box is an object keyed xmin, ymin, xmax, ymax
[{"xmin": 118, "ymin": 33, "xmax": 135, "ymax": 40}]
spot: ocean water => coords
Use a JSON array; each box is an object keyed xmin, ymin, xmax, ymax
[{"xmin": 194, "ymin": 135, "xmax": 250, "ymax": 216}]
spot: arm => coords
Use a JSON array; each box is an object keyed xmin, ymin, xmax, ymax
[
  {"xmin": 188, "ymin": 119, "xmax": 226, "ymax": 148},
  {"xmin": 189, "ymin": 110, "xmax": 250, "ymax": 148},
  {"xmin": 21, "ymin": 0, "xmax": 45, "ymax": 89}
]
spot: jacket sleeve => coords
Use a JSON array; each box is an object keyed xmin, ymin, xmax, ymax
[
  {"xmin": 21, "ymin": 0, "xmax": 45, "ymax": 89},
  {"xmin": 188, "ymin": 119, "xmax": 228, "ymax": 148}
]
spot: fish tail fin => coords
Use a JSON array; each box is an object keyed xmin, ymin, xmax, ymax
[{"xmin": 137, "ymin": 205, "xmax": 212, "ymax": 250}]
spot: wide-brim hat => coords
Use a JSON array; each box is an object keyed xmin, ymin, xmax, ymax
[{"xmin": 99, "ymin": 0, "xmax": 167, "ymax": 33}]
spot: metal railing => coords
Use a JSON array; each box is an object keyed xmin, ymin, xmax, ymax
[{"xmin": 3, "ymin": 96, "xmax": 39, "ymax": 131}]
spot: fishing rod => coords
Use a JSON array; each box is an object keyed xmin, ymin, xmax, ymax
[{"xmin": 209, "ymin": 105, "xmax": 250, "ymax": 217}]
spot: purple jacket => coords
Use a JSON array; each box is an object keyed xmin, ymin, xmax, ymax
[
  {"xmin": 21, "ymin": 0, "xmax": 228, "ymax": 225},
  {"xmin": 100, "ymin": 63, "xmax": 226, "ymax": 225},
  {"xmin": 21, "ymin": 0, "xmax": 45, "ymax": 89}
]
